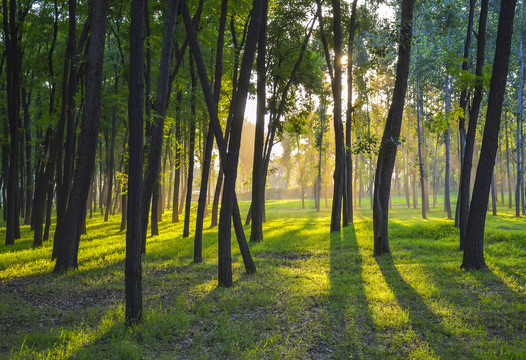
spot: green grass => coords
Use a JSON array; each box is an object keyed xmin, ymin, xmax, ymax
[{"xmin": 1, "ymin": 198, "xmax": 525, "ymax": 359}]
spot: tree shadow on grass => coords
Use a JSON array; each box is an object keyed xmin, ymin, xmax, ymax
[
  {"xmin": 376, "ymin": 254, "xmax": 471, "ymax": 359},
  {"xmin": 313, "ymin": 225, "xmax": 379, "ymax": 358}
]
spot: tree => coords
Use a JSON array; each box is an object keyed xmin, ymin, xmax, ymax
[
  {"xmin": 180, "ymin": 0, "xmax": 258, "ymax": 286},
  {"xmin": 250, "ymin": 0, "xmax": 268, "ymax": 243},
  {"xmin": 54, "ymin": 0, "xmax": 109, "ymax": 271},
  {"xmin": 3, "ymin": 0, "xmax": 23, "ymax": 245},
  {"xmin": 140, "ymin": 0, "xmax": 179, "ymax": 251},
  {"xmin": 462, "ymin": 0, "xmax": 517, "ymax": 270},
  {"xmin": 459, "ymin": 0, "xmax": 489, "ymax": 249},
  {"xmin": 344, "ymin": 0, "xmax": 358, "ymax": 225},
  {"xmin": 125, "ymin": 0, "xmax": 145, "ymax": 325},
  {"xmin": 373, "ymin": 0, "xmax": 414, "ymax": 256}
]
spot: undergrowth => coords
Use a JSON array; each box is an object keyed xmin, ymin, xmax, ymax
[{"xmin": 0, "ymin": 199, "xmax": 525, "ymax": 359}]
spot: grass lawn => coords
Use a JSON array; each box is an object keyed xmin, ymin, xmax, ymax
[{"xmin": 1, "ymin": 199, "xmax": 525, "ymax": 359}]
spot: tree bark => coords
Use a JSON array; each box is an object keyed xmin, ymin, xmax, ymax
[
  {"xmin": 373, "ymin": 0, "xmax": 414, "ymax": 256},
  {"xmin": 462, "ymin": 0, "xmax": 516, "ymax": 270}
]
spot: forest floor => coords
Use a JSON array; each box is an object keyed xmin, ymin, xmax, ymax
[{"xmin": 1, "ymin": 198, "xmax": 525, "ymax": 359}]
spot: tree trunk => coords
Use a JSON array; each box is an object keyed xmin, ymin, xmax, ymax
[
  {"xmin": 373, "ymin": 0, "xmax": 414, "ymax": 256},
  {"xmin": 462, "ymin": 0, "xmax": 516, "ymax": 270},
  {"xmin": 3, "ymin": 0, "xmax": 21, "ymax": 245},
  {"xmin": 416, "ymin": 77, "xmax": 426, "ymax": 219},
  {"xmin": 140, "ymin": 0, "xmax": 179, "ymax": 252},
  {"xmin": 491, "ymin": 173, "xmax": 497, "ymax": 216},
  {"xmin": 22, "ymin": 88, "xmax": 33, "ymax": 225},
  {"xmin": 126, "ymin": 0, "xmax": 145, "ymax": 325},
  {"xmin": 459, "ymin": 0, "xmax": 488, "ymax": 249},
  {"xmin": 194, "ymin": 0, "xmax": 228, "ymax": 260},
  {"xmin": 250, "ymin": 0, "xmax": 268, "ymax": 243},
  {"xmin": 444, "ymin": 27, "xmax": 452, "ymax": 219},
  {"xmin": 344, "ymin": 0, "xmax": 358, "ymax": 226},
  {"xmin": 517, "ymin": 0, "xmax": 525, "ymax": 217},
  {"xmin": 183, "ymin": 56, "xmax": 197, "ymax": 239},
  {"xmin": 456, "ymin": 0, "xmax": 476, "ymax": 226},
  {"xmin": 506, "ymin": 113, "xmax": 513, "ymax": 208},
  {"xmin": 54, "ymin": 0, "xmax": 108, "ymax": 271},
  {"xmin": 330, "ymin": 0, "xmax": 346, "ymax": 232},
  {"xmin": 172, "ymin": 91, "xmax": 182, "ymax": 223}
]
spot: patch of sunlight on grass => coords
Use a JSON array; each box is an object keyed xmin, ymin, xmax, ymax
[
  {"xmin": 409, "ymin": 343, "xmax": 438, "ymax": 359},
  {"xmin": 486, "ymin": 262, "xmax": 526, "ymax": 295},
  {"xmin": 355, "ymin": 244, "xmax": 408, "ymax": 328}
]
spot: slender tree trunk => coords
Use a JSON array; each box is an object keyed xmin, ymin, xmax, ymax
[
  {"xmin": 505, "ymin": 112, "xmax": 513, "ymax": 208},
  {"xmin": 172, "ymin": 91, "xmax": 182, "ymax": 223},
  {"xmin": 330, "ymin": 0, "xmax": 345, "ymax": 232},
  {"xmin": 462, "ymin": 0, "xmax": 516, "ymax": 269},
  {"xmin": 491, "ymin": 173, "xmax": 497, "ymax": 215},
  {"xmin": 416, "ymin": 77, "xmax": 426, "ymax": 219},
  {"xmin": 517, "ymin": 1, "xmax": 525, "ymax": 217},
  {"xmin": 373, "ymin": 0, "xmax": 414, "ymax": 256},
  {"xmin": 183, "ymin": 56, "xmax": 197, "ymax": 239},
  {"xmin": 344, "ymin": 0, "xmax": 358, "ymax": 225},
  {"xmin": 444, "ymin": 27, "xmax": 452, "ymax": 219},
  {"xmin": 250, "ymin": 0, "xmax": 268, "ymax": 243},
  {"xmin": 105, "ymin": 67, "xmax": 119, "ymax": 222},
  {"xmin": 22, "ymin": 88, "xmax": 33, "ymax": 225}
]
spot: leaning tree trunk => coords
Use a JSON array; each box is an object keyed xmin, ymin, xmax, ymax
[
  {"xmin": 54, "ymin": 0, "xmax": 108, "ymax": 271},
  {"xmin": 373, "ymin": 0, "xmax": 414, "ymax": 256},
  {"xmin": 462, "ymin": 0, "xmax": 516, "ymax": 270},
  {"xmin": 194, "ymin": 0, "xmax": 228, "ymax": 261}
]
